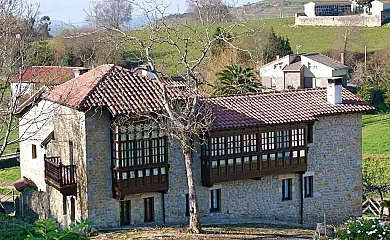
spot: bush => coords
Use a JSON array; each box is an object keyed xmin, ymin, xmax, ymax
[
  {"xmin": 26, "ymin": 218, "xmax": 91, "ymax": 240},
  {"xmin": 337, "ymin": 218, "xmax": 390, "ymax": 240}
]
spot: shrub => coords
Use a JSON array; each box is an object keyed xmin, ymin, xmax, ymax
[
  {"xmin": 26, "ymin": 218, "xmax": 91, "ymax": 240},
  {"xmin": 337, "ymin": 218, "xmax": 390, "ymax": 240}
]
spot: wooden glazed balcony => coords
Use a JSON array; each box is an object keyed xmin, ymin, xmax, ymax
[
  {"xmin": 44, "ymin": 156, "xmax": 77, "ymax": 196},
  {"xmin": 113, "ymin": 163, "xmax": 169, "ymax": 199},
  {"xmin": 202, "ymin": 149, "xmax": 307, "ymax": 187}
]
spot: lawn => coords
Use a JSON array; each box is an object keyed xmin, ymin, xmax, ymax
[
  {"xmin": 362, "ymin": 113, "xmax": 390, "ymax": 154},
  {"xmin": 0, "ymin": 166, "xmax": 20, "ymax": 183},
  {"xmin": 92, "ymin": 224, "xmax": 314, "ymax": 239}
]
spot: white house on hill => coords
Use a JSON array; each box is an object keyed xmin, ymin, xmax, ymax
[{"xmin": 259, "ymin": 53, "xmax": 349, "ymax": 90}]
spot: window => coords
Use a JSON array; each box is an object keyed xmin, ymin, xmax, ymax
[
  {"xmin": 304, "ymin": 176, "xmax": 313, "ymax": 198},
  {"xmin": 185, "ymin": 194, "xmax": 190, "ymax": 216},
  {"xmin": 307, "ymin": 123, "xmax": 314, "ymax": 143},
  {"xmin": 32, "ymin": 144, "xmax": 37, "ymax": 159},
  {"xmin": 62, "ymin": 196, "xmax": 67, "ymax": 215},
  {"xmin": 211, "ymin": 137, "xmax": 225, "ymax": 156},
  {"xmin": 70, "ymin": 197, "xmax": 75, "ymax": 222},
  {"xmin": 120, "ymin": 200, "xmax": 131, "ymax": 226},
  {"xmin": 261, "ymin": 132, "xmax": 268, "ymax": 150},
  {"xmin": 292, "ymin": 128, "xmax": 305, "ymax": 147},
  {"xmin": 268, "ymin": 132, "xmax": 275, "ymax": 150},
  {"xmin": 282, "ymin": 178, "xmax": 292, "ymax": 201},
  {"xmin": 276, "ymin": 130, "xmax": 289, "ymax": 149},
  {"xmin": 210, "ymin": 189, "xmax": 221, "ymax": 212},
  {"xmin": 144, "ymin": 197, "xmax": 154, "ymax": 222}
]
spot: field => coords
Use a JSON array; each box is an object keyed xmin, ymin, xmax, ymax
[
  {"xmin": 131, "ymin": 17, "xmax": 390, "ymax": 74},
  {"xmin": 362, "ymin": 113, "xmax": 390, "ymax": 155}
]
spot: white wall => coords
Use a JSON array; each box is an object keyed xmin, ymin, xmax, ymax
[
  {"xmin": 304, "ymin": 2, "xmax": 316, "ymax": 17},
  {"xmin": 19, "ymin": 99, "xmax": 54, "ymax": 191},
  {"xmin": 301, "ymin": 56, "xmax": 334, "ymax": 78},
  {"xmin": 259, "ymin": 56, "xmax": 291, "ymax": 78},
  {"xmin": 11, "ymin": 82, "xmax": 33, "ymax": 99}
]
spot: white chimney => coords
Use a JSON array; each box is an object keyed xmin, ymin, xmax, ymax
[
  {"xmin": 141, "ymin": 69, "xmax": 156, "ymax": 80},
  {"xmin": 73, "ymin": 68, "xmax": 89, "ymax": 78},
  {"xmin": 276, "ymin": 55, "xmax": 280, "ymax": 60},
  {"xmin": 327, "ymin": 78, "xmax": 343, "ymax": 104}
]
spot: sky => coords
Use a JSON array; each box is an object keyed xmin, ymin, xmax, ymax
[{"xmin": 28, "ymin": 0, "xmax": 260, "ymax": 24}]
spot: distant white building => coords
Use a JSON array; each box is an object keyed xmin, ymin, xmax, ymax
[
  {"xmin": 303, "ymin": 1, "xmax": 356, "ymax": 17},
  {"xmin": 259, "ymin": 53, "xmax": 349, "ymax": 90},
  {"xmin": 296, "ymin": 0, "xmax": 390, "ymax": 27}
]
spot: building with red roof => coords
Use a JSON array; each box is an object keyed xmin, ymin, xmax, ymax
[{"xmin": 16, "ymin": 64, "xmax": 374, "ymax": 228}]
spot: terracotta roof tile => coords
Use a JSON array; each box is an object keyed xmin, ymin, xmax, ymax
[
  {"xmin": 206, "ymin": 88, "xmax": 374, "ymax": 130},
  {"xmin": 11, "ymin": 66, "xmax": 86, "ymax": 85},
  {"xmin": 42, "ymin": 65, "xmax": 177, "ymax": 116},
  {"xmin": 41, "ymin": 64, "xmax": 374, "ymax": 129}
]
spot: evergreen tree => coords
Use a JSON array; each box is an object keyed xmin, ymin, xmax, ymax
[{"xmin": 262, "ymin": 28, "xmax": 293, "ymax": 63}]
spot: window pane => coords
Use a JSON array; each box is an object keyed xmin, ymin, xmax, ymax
[
  {"xmin": 293, "ymin": 151, "xmax": 298, "ymax": 158},
  {"xmin": 252, "ymin": 155, "xmax": 258, "ymax": 162},
  {"xmin": 122, "ymin": 172, "xmax": 127, "ymax": 180},
  {"xmin": 228, "ymin": 158, "xmax": 234, "ymax": 166},
  {"xmin": 262, "ymin": 154, "xmax": 268, "ymax": 161},
  {"xmin": 160, "ymin": 167, "xmax": 166, "ymax": 175},
  {"xmin": 269, "ymin": 153, "xmax": 275, "ymax": 161},
  {"xmin": 285, "ymin": 151, "xmax": 291, "ymax": 159},
  {"xmin": 212, "ymin": 161, "xmax": 218, "ymax": 168},
  {"xmin": 277, "ymin": 153, "xmax": 283, "ymax": 160},
  {"xmin": 220, "ymin": 160, "xmax": 226, "ymax": 167},
  {"xmin": 145, "ymin": 169, "xmax": 151, "ymax": 177},
  {"xmin": 236, "ymin": 157, "xmax": 242, "ymax": 165},
  {"xmin": 153, "ymin": 168, "xmax": 159, "ymax": 176},
  {"xmin": 244, "ymin": 157, "xmax": 250, "ymax": 163},
  {"xmin": 138, "ymin": 170, "xmax": 143, "ymax": 178},
  {"xmin": 300, "ymin": 150, "xmax": 306, "ymax": 157},
  {"xmin": 234, "ymin": 135, "xmax": 241, "ymax": 153},
  {"xmin": 130, "ymin": 171, "xmax": 135, "ymax": 179}
]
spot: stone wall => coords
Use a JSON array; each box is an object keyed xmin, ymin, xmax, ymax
[
  {"xmin": 303, "ymin": 114, "xmax": 362, "ymax": 224},
  {"xmin": 84, "ymin": 109, "xmax": 119, "ymax": 228},
  {"xmin": 85, "ymin": 113, "xmax": 362, "ymax": 228},
  {"xmin": 51, "ymin": 104, "xmax": 87, "ymax": 225},
  {"xmin": 295, "ymin": 14, "xmax": 382, "ymax": 27},
  {"xmin": 284, "ymin": 71, "xmax": 304, "ymax": 89}
]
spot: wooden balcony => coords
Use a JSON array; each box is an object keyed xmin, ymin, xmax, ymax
[
  {"xmin": 202, "ymin": 149, "xmax": 307, "ymax": 187},
  {"xmin": 113, "ymin": 163, "xmax": 169, "ymax": 199},
  {"xmin": 44, "ymin": 156, "xmax": 77, "ymax": 196}
]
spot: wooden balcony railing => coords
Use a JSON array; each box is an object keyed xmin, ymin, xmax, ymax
[
  {"xmin": 44, "ymin": 156, "xmax": 77, "ymax": 196},
  {"xmin": 202, "ymin": 148, "xmax": 307, "ymax": 187},
  {"xmin": 113, "ymin": 163, "xmax": 169, "ymax": 199}
]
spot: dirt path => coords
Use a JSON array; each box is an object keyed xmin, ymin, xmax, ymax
[{"xmin": 92, "ymin": 224, "xmax": 315, "ymax": 240}]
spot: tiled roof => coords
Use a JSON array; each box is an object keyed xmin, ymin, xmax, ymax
[
  {"xmin": 11, "ymin": 66, "xmax": 85, "ymax": 85},
  {"xmin": 206, "ymin": 88, "xmax": 374, "ymax": 130},
  {"xmin": 313, "ymin": 1, "xmax": 351, "ymax": 4},
  {"xmin": 14, "ymin": 87, "xmax": 47, "ymax": 116},
  {"xmin": 303, "ymin": 53, "xmax": 347, "ymax": 69},
  {"xmin": 283, "ymin": 61, "xmax": 303, "ymax": 71},
  {"xmin": 42, "ymin": 65, "xmax": 177, "ymax": 116}
]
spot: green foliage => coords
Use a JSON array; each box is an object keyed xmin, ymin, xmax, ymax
[
  {"xmin": 357, "ymin": 85, "xmax": 372, "ymax": 104},
  {"xmin": 0, "ymin": 214, "xmax": 32, "ymax": 240},
  {"xmin": 28, "ymin": 41, "xmax": 54, "ymax": 66},
  {"xmin": 214, "ymin": 65, "xmax": 261, "ymax": 95},
  {"xmin": 262, "ymin": 27, "xmax": 293, "ymax": 63},
  {"xmin": 362, "ymin": 155, "xmax": 390, "ymax": 200},
  {"xmin": 337, "ymin": 218, "xmax": 390, "ymax": 240},
  {"xmin": 26, "ymin": 218, "xmax": 91, "ymax": 240}
]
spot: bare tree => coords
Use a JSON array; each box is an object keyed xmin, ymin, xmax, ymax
[
  {"xmin": 0, "ymin": 0, "xmax": 44, "ymax": 156},
  {"xmin": 186, "ymin": 0, "xmax": 232, "ymax": 23},
  {"xmin": 82, "ymin": 0, "xmax": 251, "ymax": 233},
  {"xmin": 87, "ymin": 0, "xmax": 133, "ymax": 30}
]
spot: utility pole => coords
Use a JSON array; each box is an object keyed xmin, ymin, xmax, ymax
[{"xmin": 364, "ymin": 45, "xmax": 367, "ymax": 72}]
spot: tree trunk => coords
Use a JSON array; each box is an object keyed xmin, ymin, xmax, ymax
[{"xmin": 182, "ymin": 142, "xmax": 201, "ymax": 233}]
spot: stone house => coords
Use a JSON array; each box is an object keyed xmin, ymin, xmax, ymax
[
  {"xmin": 16, "ymin": 64, "xmax": 373, "ymax": 228},
  {"xmin": 259, "ymin": 53, "xmax": 349, "ymax": 91}
]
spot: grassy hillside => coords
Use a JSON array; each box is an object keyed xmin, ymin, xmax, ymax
[
  {"xmin": 127, "ymin": 17, "xmax": 390, "ymax": 74},
  {"xmin": 363, "ymin": 113, "xmax": 390, "ymax": 154}
]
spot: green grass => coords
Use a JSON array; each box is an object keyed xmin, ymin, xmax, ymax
[
  {"xmin": 0, "ymin": 187, "xmax": 14, "ymax": 195},
  {"xmin": 0, "ymin": 166, "xmax": 20, "ymax": 183},
  {"xmin": 362, "ymin": 113, "xmax": 390, "ymax": 154},
  {"xmin": 0, "ymin": 119, "xmax": 19, "ymax": 156},
  {"xmin": 124, "ymin": 18, "xmax": 390, "ymax": 74}
]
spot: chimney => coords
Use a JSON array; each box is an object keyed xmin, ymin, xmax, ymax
[
  {"xmin": 73, "ymin": 68, "xmax": 89, "ymax": 78},
  {"xmin": 276, "ymin": 55, "xmax": 280, "ymax": 60},
  {"xmin": 340, "ymin": 52, "xmax": 345, "ymax": 65},
  {"xmin": 327, "ymin": 78, "xmax": 343, "ymax": 104},
  {"xmin": 139, "ymin": 65, "xmax": 156, "ymax": 80}
]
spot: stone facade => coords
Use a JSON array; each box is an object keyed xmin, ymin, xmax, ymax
[{"xmin": 19, "ymin": 101, "xmax": 363, "ymax": 228}]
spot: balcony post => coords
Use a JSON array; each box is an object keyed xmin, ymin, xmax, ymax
[{"xmin": 59, "ymin": 161, "xmax": 63, "ymax": 187}]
